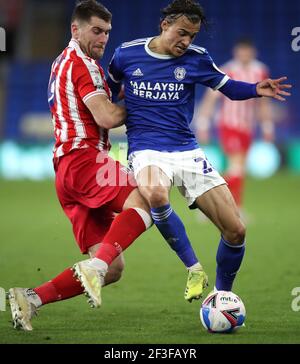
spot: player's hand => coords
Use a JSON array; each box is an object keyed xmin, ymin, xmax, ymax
[{"xmin": 256, "ymin": 77, "xmax": 292, "ymax": 101}]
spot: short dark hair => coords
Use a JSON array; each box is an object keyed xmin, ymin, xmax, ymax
[
  {"xmin": 160, "ymin": 0, "xmax": 206, "ymax": 31},
  {"xmin": 71, "ymin": 0, "xmax": 112, "ymax": 24}
]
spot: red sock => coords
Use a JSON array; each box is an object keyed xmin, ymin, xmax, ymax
[
  {"xmin": 34, "ymin": 268, "xmax": 83, "ymax": 305},
  {"xmin": 95, "ymin": 208, "xmax": 146, "ymax": 265},
  {"xmin": 225, "ymin": 175, "xmax": 244, "ymax": 207}
]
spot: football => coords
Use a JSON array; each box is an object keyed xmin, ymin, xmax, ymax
[{"xmin": 200, "ymin": 291, "xmax": 246, "ymax": 333}]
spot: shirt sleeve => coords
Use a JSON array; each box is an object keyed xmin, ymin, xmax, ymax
[
  {"xmin": 108, "ymin": 46, "xmax": 124, "ymax": 84},
  {"xmin": 107, "ymin": 46, "xmax": 123, "ymax": 100},
  {"xmin": 73, "ymin": 59, "xmax": 107, "ymax": 104},
  {"xmin": 219, "ymin": 79, "xmax": 259, "ymax": 100},
  {"xmin": 196, "ymin": 52, "xmax": 230, "ymax": 90}
]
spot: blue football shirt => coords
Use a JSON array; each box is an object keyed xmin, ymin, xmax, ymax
[{"xmin": 108, "ymin": 37, "xmax": 229, "ymax": 155}]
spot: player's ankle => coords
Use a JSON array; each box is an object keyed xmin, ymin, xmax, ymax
[
  {"xmin": 89, "ymin": 258, "xmax": 108, "ymax": 272},
  {"xmin": 187, "ymin": 262, "xmax": 203, "ymax": 272}
]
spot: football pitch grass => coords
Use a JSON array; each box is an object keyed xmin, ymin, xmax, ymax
[{"xmin": 0, "ymin": 172, "xmax": 300, "ymax": 344}]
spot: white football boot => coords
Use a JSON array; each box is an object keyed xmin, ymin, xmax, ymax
[
  {"xmin": 8, "ymin": 288, "xmax": 42, "ymax": 331},
  {"xmin": 72, "ymin": 260, "xmax": 106, "ymax": 308}
]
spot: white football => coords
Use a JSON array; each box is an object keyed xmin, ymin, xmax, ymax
[{"xmin": 200, "ymin": 290, "xmax": 246, "ymax": 333}]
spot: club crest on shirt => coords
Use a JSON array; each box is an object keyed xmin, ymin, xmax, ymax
[{"xmin": 174, "ymin": 67, "xmax": 186, "ymax": 81}]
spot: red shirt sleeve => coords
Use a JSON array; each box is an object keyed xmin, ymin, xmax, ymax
[{"xmin": 73, "ymin": 58, "xmax": 108, "ymax": 104}]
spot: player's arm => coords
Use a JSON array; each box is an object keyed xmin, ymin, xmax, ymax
[
  {"xmin": 194, "ymin": 89, "xmax": 220, "ymax": 144},
  {"xmin": 85, "ymin": 94, "xmax": 126, "ymax": 129},
  {"xmin": 219, "ymin": 77, "xmax": 291, "ymax": 101},
  {"xmin": 199, "ymin": 52, "xmax": 291, "ymax": 102},
  {"xmin": 74, "ymin": 60, "xmax": 126, "ymax": 129}
]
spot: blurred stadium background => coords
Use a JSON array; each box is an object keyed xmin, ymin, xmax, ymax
[
  {"xmin": 0, "ymin": 0, "xmax": 300, "ymax": 344},
  {"xmin": 0, "ymin": 0, "xmax": 300, "ymax": 179}
]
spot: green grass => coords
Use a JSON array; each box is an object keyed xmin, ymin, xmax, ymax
[{"xmin": 0, "ymin": 172, "xmax": 300, "ymax": 343}]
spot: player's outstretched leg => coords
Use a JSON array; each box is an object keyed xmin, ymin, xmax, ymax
[
  {"xmin": 7, "ymin": 288, "xmax": 42, "ymax": 331},
  {"xmin": 194, "ymin": 184, "xmax": 246, "ymax": 292},
  {"xmin": 215, "ymin": 237, "xmax": 245, "ymax": 291},
  {"xmin": 7, "ymin": 260, "xmax": 126, "ymax": 331},
  {"xmin": 151, "ymin": 205, "xmax": 209, "ymax": 302},
  {"xmin": 74, "ymin": 205, "xmax": 151, "ymax": 308},
  {"xmin": 137, "ymin": 165, "xmax": 207, "ymax": 302}
]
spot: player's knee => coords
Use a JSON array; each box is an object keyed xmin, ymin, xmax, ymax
[
  {"xmin": 224, "ymin": 222, "xmax": 246, "ymax": 245},
  {"xmin": 123, "ymin": 188, "xmax": 150, "ymax": 214},
  {"xmin": 234, "ymin": 224, "xmax": 246, "ymax": 244},
  {"xmin": 147, "ymin": 187, "xmax": 169, "ymax": 208},
  {"xmin": 135, "ymin": 192, "xmax": 150, "ymax": 214}
]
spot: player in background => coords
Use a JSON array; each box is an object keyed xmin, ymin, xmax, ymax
[
  {"xmin": 194, "ymin": 38, "xmax": 275, "ymax": 212},
  {"xmin": 7, "ymin": 0, "xmax": 153, "ymax": 331},
  {"xmin": 107, "ymin": 0, "xmax": 291, "ymax": 301}
]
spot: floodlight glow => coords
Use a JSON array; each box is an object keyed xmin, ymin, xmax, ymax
[{"xmin": 246, "ymin": 141, "xmax": 281, "ymax": 179}]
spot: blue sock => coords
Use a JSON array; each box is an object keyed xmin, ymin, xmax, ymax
[
  {"xmin": 151, "ymin": 204, "xmax": 199, "ymax": 268},
  {"xmin": 215, "ymin": 236, "xmax": 245, "ymax": 291}
]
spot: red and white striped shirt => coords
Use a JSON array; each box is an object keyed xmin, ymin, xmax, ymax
[
  {"xmin": 48, "ymin": 39, "xmax": 112, "ymax": 158},
  {"xmin": 218, "ymin": 60, "xmax": 269, "ymax": 133}
]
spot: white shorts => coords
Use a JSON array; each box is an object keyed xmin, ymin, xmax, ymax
[{"xmin": 128, "ymin": 149, "xmax": 226, "ymax": 208}]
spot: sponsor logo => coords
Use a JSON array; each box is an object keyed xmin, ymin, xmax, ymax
[
  {"xmin": 130, "ymin": 81, "xmax": 184, "ymax": 100},
  {"xmin": 220, "ymin": 296, "xmax": 238, "ymax": 303}
]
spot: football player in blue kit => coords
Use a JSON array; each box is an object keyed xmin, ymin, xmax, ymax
[{"xmin": 107, "ymin": 0, "xmax": 291, "ymax": 301}]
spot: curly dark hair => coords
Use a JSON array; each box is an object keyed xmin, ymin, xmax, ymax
[
  {"xmin": 160, "ymin": 0, "xmax": 206, "ymax": 31},
  {"xmin": 71, "ymin": 0, "xmax": 112, "ymax": 24}
]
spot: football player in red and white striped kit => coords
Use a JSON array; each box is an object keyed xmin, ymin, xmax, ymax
[
  {"xmin": 195, "ymin": 38, "xmax": 275, "ymax": 210},
  {"xmin": 8, "ymin": 0, "xmax": 152, "ymax": 331}
]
